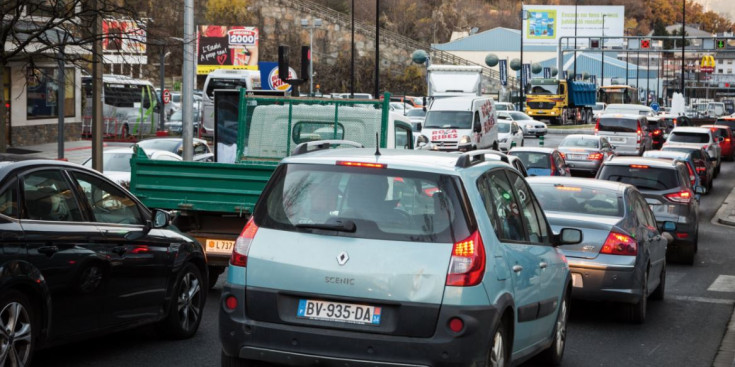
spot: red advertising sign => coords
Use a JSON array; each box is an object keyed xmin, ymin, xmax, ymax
[{"xmin": 197, "ymin": 26, "xmax": 259, "ymax": 75}]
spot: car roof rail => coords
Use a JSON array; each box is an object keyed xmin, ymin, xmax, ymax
[
  {"xmin": 291, "ymin": 140, "xmax": 364, "ymax": 156},
  {"xmin": 454, "ymin": 150, "xmax": 493, "ymax": 168},
  {"xmin": 473, "ymin": 149, "xmax": 511, "ymax": 164}
]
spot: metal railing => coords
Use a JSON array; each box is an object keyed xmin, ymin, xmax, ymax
[{"xmin": 285, "ymin": 0, "xmax": 517, "ymax": 88}]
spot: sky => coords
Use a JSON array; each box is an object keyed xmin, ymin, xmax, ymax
[{"xmin": 694, "ymin": 0, "xmax": 735, "ymax": 25}]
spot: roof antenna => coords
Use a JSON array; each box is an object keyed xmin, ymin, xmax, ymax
[{"xmin": 375, "ymin": 133, "xmax": 381, "ymax": 156}]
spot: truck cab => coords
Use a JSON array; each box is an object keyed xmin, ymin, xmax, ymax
[
  {"xmin": 526, "ymin": 78, "xmax": 596, "ymax": 125},
  {"xmin": 420, "ymin": 96, "xmax": 499, "ymax": 151}
]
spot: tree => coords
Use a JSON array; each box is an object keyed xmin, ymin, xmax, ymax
[
  {"xmin": 0, "ymin": 0, "xmax": 144, "ymax": 152},
  {"xmin": 205, "ymin": 0, "xmax": 254, "ymax": 25},
  {"xmin": 652, "ymin": 19, "xmax": 672, "ymax": 50}
]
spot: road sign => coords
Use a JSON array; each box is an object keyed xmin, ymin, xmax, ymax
[
  {"xmin": 641, "ymin": 39, "xmax": 651, "ymax": 49},
  {"xmin": 650, "ymin": 102, "xmax": 660, "ymax": 112},
  {"xmin": 716, "ymin": 39, "xmax": 726, "ymax": 49},
  {"xmin": 163, "ymin": 89, "xmax": 171, "ymax": 104}
]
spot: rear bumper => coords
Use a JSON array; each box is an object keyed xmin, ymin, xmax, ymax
[
  {"xmin": 567, "ymin": 262, "xmax": 642, "ymax": 304},
  {"xmin": 565, "ymin": 160, "xmax": 602, "ymax": 173},
  {"xmin": 219, "ymin": 284, "xmax": 499, "ymax": 367}
]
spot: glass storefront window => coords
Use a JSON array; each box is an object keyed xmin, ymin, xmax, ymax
[{"xmin": 26, "ymin": 67, "xmax": 74, "ymax": 119}]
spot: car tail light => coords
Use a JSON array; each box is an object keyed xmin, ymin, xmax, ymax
[
  {"xmin": 231, "ymin": 217, "xmax": 258, "ymax": 267},
  {"xmin": 673, "ymin": 118, "xmax": 678, "ymax": 126},
  {"xmin": 448, "ymin": 317, "xmax": 464, "ymax": 333},
  {"xmin": 636, "ymin": 123, "xmax": 642, "ymax": 144},
  {"xmin": 696, "ymin": 166, "xmax": 706, "ymax": 173},
  {"xmin": 653, "ymin": 129, "xmax": 662, "ymax": 136},
  {"xmin": 686, "ymin": 163, "xmax": 696, "ymax": 187},
  {"xmin": 600, "ymin": 232, "xmax": 638, "ymax": 256},
  {"xmin": 676, "ymin": 232, "xmax": 689, "ymax": 239},
  {"xmin": 595, "ymin": 118, "xmax": 600, "ymax": 134},
  {"xmin": 225, "ymin": 296, "xmax": 238, "ymax": 310},
  {"xmin": 630, "ymin": 164, "xmax": 649, "ymax": 169},
  {"xmin": 446, "ymin": 230, "xmax": 486, "ymax": 287},
  {"xmin": 587, "ymin": 152, "xmax": 603, "ymax": 160},
  {"xmin": 665, "ymin": 190, "xmax": 693, "ymax": 204},
  {"xmin": 337, "ymin": 161, "xmax": 387, "ymax": 169}
]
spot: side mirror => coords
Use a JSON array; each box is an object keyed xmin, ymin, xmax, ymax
[
  {"xmin": 416, "ymin": 135, "xmax": 430, "ymax": 149},
  {"xmin": 660, "ymin": 221, "xmax": 677, "ymax": 232},
  {"xmin": 695, "ymin": 185, "xmax": 706, "ymax": 194},
  {"xmin": 152, "ymin": 209, "xmax": 171, "ymax": 228},
  {"xmin": 555, "ymin": 228, "xmax": 583, "ymax": 246}
]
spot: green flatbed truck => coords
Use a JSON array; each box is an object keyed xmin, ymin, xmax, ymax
[{"xmin": 129, "ymin": 92, "xmax": 414, "ymax": 286}]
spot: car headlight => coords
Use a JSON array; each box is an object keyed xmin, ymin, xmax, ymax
[{"xmin": 459, "ymin": 135, "xmax": 471, "ymax": 144}]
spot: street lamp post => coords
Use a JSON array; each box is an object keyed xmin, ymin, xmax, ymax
[
  {"xmin": 681, "ymin": 0, "xmax": 686, "ymax": 96},
  {"xmin": 350, "ymin": 0, "xmax": 354, "ymax": 98},
  {"xmin": 601, "ymin": 14, "xmax": 606, "ymax": 87},
  {"xmin": 574, "ymin": 0, "xmax": 578, "ymax": 78},
  {"xmin": 520, "ymin": 3, "xmax": 527, "ymax": 111},
  {"xmin": 301, "ymin": 18, "xmax": 322, "ymax": 96}
]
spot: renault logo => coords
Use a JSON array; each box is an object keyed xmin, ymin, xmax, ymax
[{"xmin": 336, "ymin": 251, "xmax": 349, "ymax": 266}]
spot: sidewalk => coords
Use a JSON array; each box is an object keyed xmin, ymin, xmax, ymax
[{"xmin": 714, "ymin": 186, "xmax": 735, "ymax": 227}]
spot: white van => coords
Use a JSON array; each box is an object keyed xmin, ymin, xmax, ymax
[
  {"xmin": 201, "ymin": 69, "xmax": 262, "ymax": 137},
  {"xmin": 419, "ymin": 96, "xmax": 499, "ymax": 151}
]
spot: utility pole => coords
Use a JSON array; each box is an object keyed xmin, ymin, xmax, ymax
[
  {"xmin": 374, "ymin": 0, "xmax": 380, "ymax": 99},
  {"xmin": 520, "ymin": 3, "xmax": 526, "ymax": 111},
  {"xmin": 159, "ymin": 43, "xmax": 166, "ymax": 131},
  {"xmin": 350, "ymin": 0, "xmax": 355, "ymax": 98},
  {"xmin": 601, "ymin": 14, "xmax": 606, "ymax": 87},
  {"xmin": 91, "ymin": 0, "xmax": 103, "ymax": 171},
  {"xmin": 574, "ymin": 0, "xmax": 578, "ymax": 78},
  {"xmin": 681, "ymin": 0, "xmax": 686, "ymax": 97}
]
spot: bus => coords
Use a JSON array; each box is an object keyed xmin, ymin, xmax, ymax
[
  {"xmin": 598, "ymin": 85, "xmax": 639, "ymax": 105},
  {"xmin": 82, "ymin": 74, "xmax": 160, "ymax": 138},
  {"xmin": 200, "ymin": 69, "xmax": 261, "ymax": 138}
]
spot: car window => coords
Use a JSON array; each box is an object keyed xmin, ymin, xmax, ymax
[
  {"xmin": 71, "ymin": 172, "xmax": 144, "ymax": 225},
  {"xmin": 676, "ymin": 164, "xmax": 691, "ymax": 189},
  {"xmin": 508, "ymin": 172, "xmax": 549, "ymax": 244},
  {"xmin": 510, "ymin": 152, "xmax": 551, "ymax": 169},
  {"xmin": 395, "ymin": 125, "xmax": 412, "ymax": 149},
  {"xmin": 560, "ymin": 136, "xmax": 600, "ymax": 148},
  {"xmin": 476, "ymin": 170, "xmax": 526, "ymax": 242},
  {"xmin": 669, "ymin": 132, "xmax": 710, "ymax": 144},
  {"xmin": 0, "ymin": 181, "xmax": 19, "ymax": 218},
  {"xmin": 256, "ymin": 164, "xmax": 471, "ymax": 243},
  {"xmin": 598, "ymin": 165, "xmax": 679, "ymax": 191},
  {"xmin": 531, "ymin": 183, "xmax": 624, "ymax": 217},
  {"xmin": 21, "ymin": 170, "xmax": 84, "ymax": 222},
  {"xmin": 632, "ymin": 192, "xmax": 657, "ymax": 230},
  {"xmin": 598, "ymin": 118, "xmax": 638, "ymax": 133}
]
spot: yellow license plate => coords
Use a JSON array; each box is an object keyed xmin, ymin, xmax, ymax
[{"xmin": 205, "ymin": 239, "xmax": 235, "ymax": 255}]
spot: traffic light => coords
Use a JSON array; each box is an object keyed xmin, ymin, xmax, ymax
[
  {"xmin": 300, "ymin": 46, "xmax": 310, "ymax": 82},
  {"xmin": 590, "ymin": 39, "xmax": 600, "ymax": 48},
  {"xmin": 641, "ymin": 39, "xmax": 650, "ymax": 49},
  {"xmin": 717, "ymin": 39, "xmax": 726, "ymax": 49},
  {"xmin": 278, "ymin": 45, "xmax": 290, "ymax": 82}
]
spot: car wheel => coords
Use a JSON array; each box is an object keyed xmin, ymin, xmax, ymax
[
  {"xmin": 539, "ymin": 290, "xmax": 569, "ymax": 365},
  {"xmin": 221, "ymin": 350, "xmax": 255, "ymax": 367},
  {"xmin": 0, "ymin": 290, "xmax": 35, "ymax": 367},
  {"xmin": 487, "ymin": 321, "xmax": 509, "ymax": 367},
  {"xmin": 628, "ymin": 270, "xmax": 648, "ymax": 324},
  {"xmin": 159, "ymin": 262, "xmax": 205, "ymax": 339},
  {"xmin": 650, "ymin": 262, "xmax": 666, "ymax": 301}
]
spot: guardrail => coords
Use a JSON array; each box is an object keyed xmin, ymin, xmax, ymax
[{"xmin": 285, "ymin": 0, "xmax": 517, "ymax": 88}]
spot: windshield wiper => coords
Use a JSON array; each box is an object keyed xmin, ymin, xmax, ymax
[{"xmin": 296, "ymin": 219, "xmax": 357, "ymax": 233}]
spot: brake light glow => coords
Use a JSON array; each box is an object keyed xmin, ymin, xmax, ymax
[
  {"xmin": 555, "ymin": 186, "xmax": 582, "ymax": 192},
  {"xmin": 665, "ymin": 190, "xmax": 693, "ymax": 204},
  {"xmin": 630, "ymin": 164, "xmax": 649, "ymax": 169},
  {"xmin": 225, "ymin": 296, "xmax": 238, "ymax": 310},
  {"xmin": 231, "ymin": 217, "xmax": 258, "ymax": 267},
  {"xmin": 686, "ymin": 163, "xmax": 696, "ymax": 186},
  {"xmin": 696, "ymin": 166, "xmax": 706, "ymax": 172},
  {"xmin": 446, "ymin": 230, "xmax": 486, "ymax": 287},
  {"xmin": 600, "ymin": 232, "xmax": 638, "ymax": 256},
  {"xmin": 549, "ymin": 156, "xmax": 556, "ymax": 175},
  {"xmin": 726, "ymin": 138, "xmax": 731, "ymax": 143},
  {"xmin": 653, "ymin": 129, "xmax": 662, "ymax": 136},
  {"xmin": 676, "ymin": 232, "xmax": 690, "ymax": 239},
  {"xmin": 337, "ymin": 161, "xmax": 387, "ymax": 169},
  {"xmin": 587, "ymin": 152, "xmax": 604, "ymax": 160}
]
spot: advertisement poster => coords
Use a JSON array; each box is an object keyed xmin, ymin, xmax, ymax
[
  {"xmin": 499, "ymin": 59, "xmax": 508, "ymax": 87},
  {"xmin": 102, "ymin": 19, "xmax": 147, "ymax": 54},
  {"xmin": 523, "ymin": 6, "xmax": 624, "ymax": 46},
  {"xmin": 522, "ymin": 64, "xmax": 531, "ymax": 92},
  {"xmin": 543, "ymin": 67, "xmax": 551, "ymax": 78},
  {"xmin": 257, "ymin": 62, "xmax": 296, "ymax": 92},
  {"xmin": 197, "ymin": 26, "xmax": 259, "ymax": 75}
]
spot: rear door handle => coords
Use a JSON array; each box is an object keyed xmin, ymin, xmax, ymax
[
  {"xmin": 512, "ymin": 265, "xmax": 523, "ymax": 273},
  {"xmin": 539, "ymin": 262, "xmax": 548, "ymax": 269},
  {"xmin": 38, "ymin": 246, "xmax": 59, "ymax": 256}
]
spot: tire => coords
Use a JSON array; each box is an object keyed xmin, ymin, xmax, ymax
[
  {"xmin": 0, "ymin": 290, "xmax": 35, "ymax": 367},
  {"xmin": 650, "ymin": 262, "xmax": 666, "ymax": 301},
  {"xmin": 628, "ymin": 270, "xmax": 648, "ymax": 324},
  {"xmin": 487, "ymin": 321, "xmax": 510, "ymax": 367},
  {"xmin": 677, "ymin": 243, "xmax": 695, "ymax": 265},
  {"xmin": 221, "ymin": 350, "xmax": 254, "ymax": 367},
  {"xmin": 539, "ymin": 290, "xmax": 569, "ymax": 365},
  {"xmin": 158, "ymin": 263, "xmax": 205, "ymax": 339},
  {"xmin": 208, "ymin": 266, "xmax": 225, "ymax": 289}
]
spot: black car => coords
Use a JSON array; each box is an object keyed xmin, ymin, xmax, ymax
[
  {"xmin": 0, "ymin": 160, "xmax": 207, "ymax": 366},
  {"xmin": 647, "ymin": 119, "xmax": 667, "ymax": 149}
]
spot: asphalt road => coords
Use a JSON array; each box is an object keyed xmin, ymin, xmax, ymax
[{"xmin": 34, "ymin": 133, "xmax": 735, "ymax": 367}]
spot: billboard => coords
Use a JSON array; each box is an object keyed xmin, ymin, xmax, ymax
[
  {"xmin": 197, "ymin": 26, "xmax": 259, "ymax": 75},
  {"xmin": 258, "ymin": 62, "xmax": 297, "ymax": 92},
  {"xmin": 522, "ymin": 6, "xmax": 624, "ymax": 46},
  {"xmin": 102, "ymin": 19, "xmax": 147, "ymax": 54}
]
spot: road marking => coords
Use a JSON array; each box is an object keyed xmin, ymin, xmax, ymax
[
  {"xmin": 708, "ymin": 275, "xmax": 735, "ymax": 293},
  {"xmin": 669, "ymin": 295, "xmax": 735, "ymax": 305}
]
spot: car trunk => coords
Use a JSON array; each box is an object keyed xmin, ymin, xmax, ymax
[
  {"xmin": 243, "ymin": 228, "xmax": 452, "ymax": 337},
  {"xmin": 641, "ymin": 190, "xmax": 688, "ymax": 223},
  {"xmin": 546, "ymin": 213, "xmax": 622, "ymax": 259}
]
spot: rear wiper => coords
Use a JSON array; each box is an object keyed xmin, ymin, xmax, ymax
[{"xmin": 296, "ymin": 219, "xmax": 357, "ymax": 233}]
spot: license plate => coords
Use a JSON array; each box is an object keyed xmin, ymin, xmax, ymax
[
  {"xmin": 568, "ymin": 154, "xmax": 586, "ymax": 160},
  {"xmin": 609, "ymin": 137, "xmax": 626, "ymax": 143},
  {"xmin": 205, "ymin": 239, "xmax": 235, "ymax": 255},
  {"xmin": 297, "ymin": 299, "xmax": 382, "ymax": 325},
  {"xmin": 572, "ymin": 273, "xmax": 583, "ymax": 288}
]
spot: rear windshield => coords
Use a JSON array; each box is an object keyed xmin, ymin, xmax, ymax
[
  {"xmin": 530, "ymin": 183, "xmax": 624, "ymax": 217},
  {"xmin": 716, "ymin": 119, "xmax": 735, "ymax": 131},
  {"xmin": 662, "ymin": 146, "xmax": 704, "ymax": 160},
  {"xmin": 510, "ymin": 152, "xmax": 550, "ymax": 169},
  {"xmin": 255, "ymin": 163, "xmax": 472, "ymax": 243},
  {"xmin": 598, "ymin": 118, "xmax": 639, "ymax": 133},
  {"xmin": 669, "ymin": 132, "xmax": 709, "ymax": 144},
  {"xmin": 598, "ymin": 165, "xmax": 680, "ymax": 191},
  {"xmin": 406, "ymin": 109, "xmax": 425, "ymax": 117},
  {"xmin": 560, "ymin": 137, "xmax": 599, "ymax": 148}
]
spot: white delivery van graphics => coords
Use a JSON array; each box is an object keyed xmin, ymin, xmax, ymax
[{"xmin": 422, "ymin": 96, "xmax": 499, "ymax": 151}]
